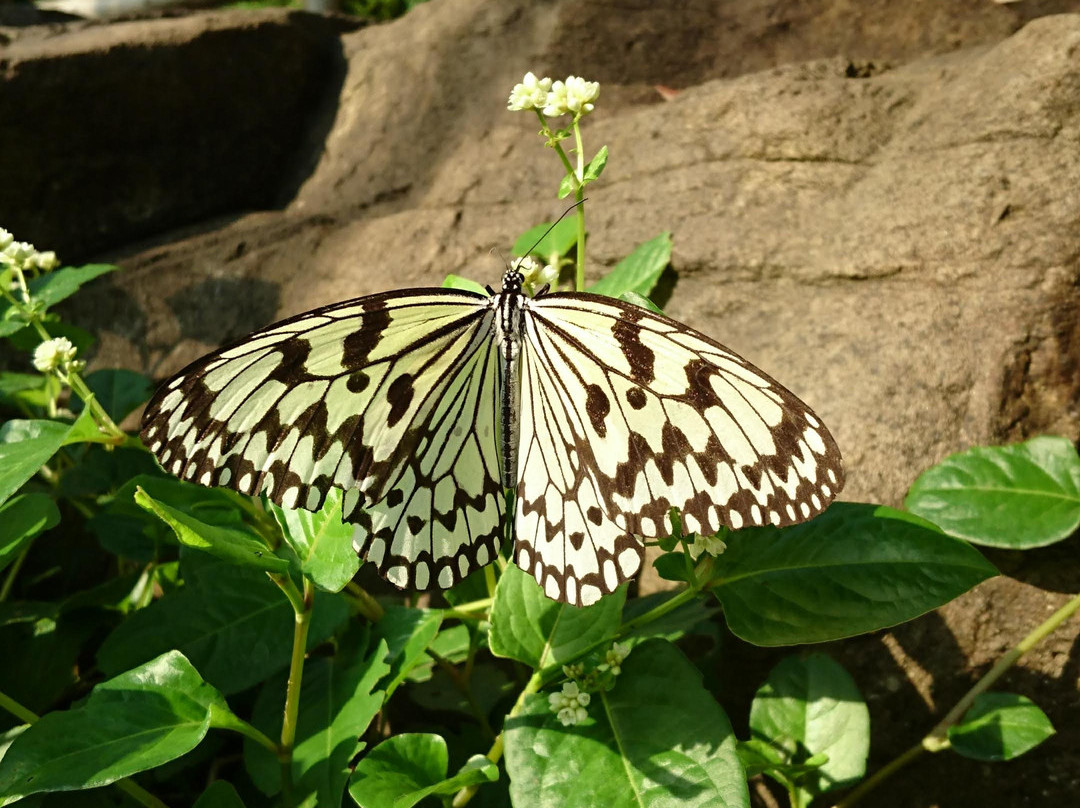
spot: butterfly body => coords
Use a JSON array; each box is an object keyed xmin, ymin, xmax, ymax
[{"xmin": 142, "ymin": 269, "xmax": 843, "ymax": 605}]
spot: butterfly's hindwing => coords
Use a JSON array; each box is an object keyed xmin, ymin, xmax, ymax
[
  {"xmin": 347, "ymin": 325, "xmax": 505, "ymax": 591},
  {"xmin": 513, "ymin": 292, "xmax": 843, "ymax": 605}
]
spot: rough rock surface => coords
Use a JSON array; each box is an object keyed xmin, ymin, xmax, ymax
[{"xmin": 3, "ymin": 1, "xmax": 1080, "ymax": 806}]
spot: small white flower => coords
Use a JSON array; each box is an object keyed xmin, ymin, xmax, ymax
[
  {"xmin": 548, "ymin": 681, "xmax": 591, "ymax": 726},
  {"xmin": 32, "ymin": 251, "xmax": 59, "ymax": 272},
  {"xmin": 33, "ymin": 337, "xmax": 77, "ymax": 373},
  {"xmin": 562, "ymin": 663, "xmax": 584, "ymax": 680},
  {"xmin": 604, "ymin": 642, "xmax": 631, "ymax": 675},
  {"xmin": 2, "ymin": 240, "xmax": 36, "ymax": 268},
  {"xmin": 517, "ymin": 255, "xmax": 559, "ymax": 293},
  {"xmin": 508, "ymin": 72, "xmax": 553, "ymax": 111},
  {"xmin": 687, "ymin": 533, "xmax": 728, "ymax": 561},
  {"xmin": 543, "ymin": 75, "xmax": 600, "ymax": 118},
  {"xmin": 0, "ymin": 228, "xmax": 12, "ymax": 251}
]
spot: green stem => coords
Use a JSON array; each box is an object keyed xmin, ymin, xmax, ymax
[
  {"xmin": 451, "ymin": 670, "xmax": 544, "ymax": 807},
  {"xmin": 0, "ymin": 540, "xmax": 34, "ymax": 602},
  {"xmin": 0, "ymin": 688, "xmax": 38, "ymax": 724},
  {"xmin": 278, "ymin": 577, "xmax": 314, "ymax": 807},
  {"xmin": 832, "ymin": 589, "xmax": 1080, "ymax": 808},
  {"xmin": 572, "ymin": 121, "xmax": 587, "ymax": 291},
  {"xmin": 345, "ymin": 581, "xmax": 384, "ymax": 622}
]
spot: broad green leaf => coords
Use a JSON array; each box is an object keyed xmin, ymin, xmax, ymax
[
  {"xmin": 948, "ymin": 693, "xmax": 1055, "ymax": 761},
  {"xmin": 372, "ymin": 605, "xmax": 443, "ymax": 698},
  {"xmin": 0, "ymin": 372, "xmax": 49, "ymax": 409},
  {"xmin": 712, "ymin": 503, "xmax": 998, "ymax": 645},
  {"xmin": 97, "ymin": 558, "xmax": 349, "ymax": 694},
  {"xmin": 405, "ymin": 623, "xmax": 471, "ymax": 684},
  {"xmin": 619, "ymin": 290, "xmax": 664, "ymax": 314},
  {"xmin": 136, "ymin": 488, "xmax": 287, "ymax": 573},
  {"xmin": 245, "ymin": 627, "xmax": 388, "ymax": 801},
  {"xmin": 512, "ymin": 219, "xmax": 579, "ymax": 261},
  {"xmin": 442, "ymin": 275, "xmax": 488, "ymax": 295},
  {"xmin": 70, "ymin": 369, "xmax": 153, "ymax": 423},
  {"xmin": 0, "ymin": 420, "xmax": 70, "ymax": 506},
  {"xmin": 0, "ymin": 494, "xmax": 59, "ymax": 575},
  {"xmin": 504, "ymin": 639, "xmax": 749, "ymax": 808},
  {"xmin": 906, "ymin": 436, "xmax": 1080, "ymax": 548},
  {"xmin": 583, "ymin": 146, "xmax": 609, "ymax": 183},
  {"xmin": 348, "ymin": 734, "xmax": 497, "ymax": 808},
  {"xmin": 193, "ymin": 780, "xmax": 247, "ymax": 808},
  {"xmin": 488, "ymin": 564, "xmax": 624, "ymax": 672},
  {"xmin": 269, "ymin": 489, "xmax": 358, "ymax": 591},
  {"xmin": 0, "ymin": 651, "xmax": 227, "ymax": 800},
  {"xmin": 587, "ymin": 232, "xmax": 672, "ymax": 299},
  {"xmin": 27, "ymin": 264, "xmax": 118, "ymax": 310},
  {"xmin": 749, "ymin": 654, "xmax": 868, "ymax": 796}
]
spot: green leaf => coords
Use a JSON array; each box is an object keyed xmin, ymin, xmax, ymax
[
  {"xmin": 587, "ymin": 232, "xmax": 672, "ymax": 299},
  {"xmin": 442, "ymin": 275, "xmax": 488, "ymax": 295},
  {"xmin": 62, "ymin": 405, "xmax": 117, "ymax": 446},
  {"xmin": 906, "ymin": 436, "xmax": 1080, "ymax": 548},
  {"xmin": 372, "ymin": 605, "xmax": 443, "ymax": 699},
  {"xmin": 583, "ymin": 146, "xmax": 608, "ymax": 183},
  {"xmin": 348, "ymin": 734, "xmax": 497, "ymax": 808},
  {"xmin": 268, "ymin": 489, "xmax": 359, "ymax": 591},
  {"xmin": 504, "ymin": 639, "xmax": 749, "ymax": 808},
  {"xmin": 652, "ymin": 551, "xmax": 692, "ymax": 583},
  {"xmin": 193, "ymin": 780, "xmax": 247, "ymax": 808},
  {"xmin": 0, "ymin": 420, "xmax": 69, "ymax": 506},
  {"xmin": 512, "ymin": 219, "xmax": 579, "ymax": 261},
  {"xmin": 749, "ymin": 654, "xmax": 869, "ymax": 795},
  {"xmin": 0, "ymin": 494, "xmax": 59, "ymax": 575},
  {"xmin": 70, "ymin": 369, "xmax": 153, "ymax": 423},
  {"xmin": 28, "ymin": 265, "xmax": 118, "ymax": 310},
  {"xmin": 618, "ymin": 290, "xmax": 664, "ymax": 314},
  {"xmin": 557, "ymin": 172, "xmax": 577, "ymax": 200},
  {"xmin": 948, "ymin": 693, "xmax": 1055, "ymax": 761},
  {"xmin": 97, "ymin": 557, "xmax": 349, "ymax": 694},
  {"xmin": 245, "ymin": 626, "xmax": 388, "ymax": 801},
  {"xmin": 135, "ymin": 488, "xmax": 288, "ymax": 574},
  {"xmin": 0, "ymin": 372, "xmax": 50, "ymax": 409},
  {"xmin": 488, "ymin": 564, "xmax": 624, "ymax": 673},
  {"xmin": 711, "ymin": 503, "xmax": 998, "ymax": 645},
  {"xmin": 0, "ymin": 651, "xmax": 227, "ymax": 800}
]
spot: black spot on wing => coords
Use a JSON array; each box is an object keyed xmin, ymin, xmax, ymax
[
  {"xmin": 386, "ymin": 374, "xmax": 415, "ymax": 427},
  {"xmin": 612, "ymin": 314, "xmax": 655, "ymax": 384},
  {"xmin": 342, "ymin": 300, "xmax": 390, "ymax": 370},
  {"xmin": 585, "ymin": 383, "xmax": 611, "ymax": 438}
]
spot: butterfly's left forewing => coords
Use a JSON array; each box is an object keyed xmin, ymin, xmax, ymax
[{"xmin": 141, "ymin": 289, "xmax": 506, "ymax": 591}]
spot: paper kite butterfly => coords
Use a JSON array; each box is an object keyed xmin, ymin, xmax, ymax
[{"xmin": 141, "ymin": 267, "xmax": 844, "ymax": 606}]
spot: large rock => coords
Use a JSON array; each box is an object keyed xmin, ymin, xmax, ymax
[
  {"xmin": 4, "ymin": 2, "xmax": 1080, "ymax": 805},
  {"xmin": 0, "ymin": 9, "xmax": 358, "ymax": 258}
]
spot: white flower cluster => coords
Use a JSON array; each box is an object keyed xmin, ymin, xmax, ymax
[
  {"xmin": 33, "ymin": 337, "xmax": 78, "ymax": 374},
  {"xmin": 0, "ymin": 228, "xmax": 59, "ymax": 273},
  {"xmin": 687, "ymin": 533, "xmax": 728, "ymax": 561},
  {"xmin": 508, "ymin": 72, "xmax": 600, "ymax": 118},
  {"xmin": 515, "ymin": 254, "xmax": 559, "ymax": 292},
  {"xmin": 601, "ymin": 642, "xmax": 631, "ymax": 676},
  {"xmin": 548, "ymin": 681, "xmax": 591, "ymax": 727}
]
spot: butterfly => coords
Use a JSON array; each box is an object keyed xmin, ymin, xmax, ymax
[{"xmin": 140, "ymin": 267, "xmax": 843, "ymax": 606}]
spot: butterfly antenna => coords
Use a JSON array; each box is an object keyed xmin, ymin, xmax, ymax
[{"xmin": 518, "ymin": 198, "xmax": 587, "ymax": 266}]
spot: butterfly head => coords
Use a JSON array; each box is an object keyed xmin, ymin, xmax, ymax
[{"xmin": 501, "ymin": 267, "xmax": 525, "ymax": 295}]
